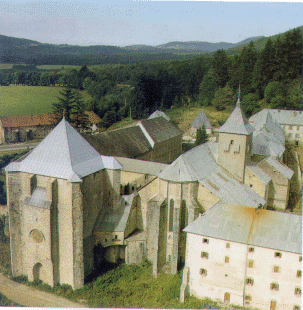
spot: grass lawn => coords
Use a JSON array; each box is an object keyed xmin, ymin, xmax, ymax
[
  {"xmin": 0, "ymin": 85, "xmax": 93, "ymax": 117},
  {"xmin": 166, "ymin": 105, "xmax": 233, "ymax": 133}
]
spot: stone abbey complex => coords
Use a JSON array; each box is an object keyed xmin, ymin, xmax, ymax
[{"xmin": 5, "ymin": 98, "xmax": 301, "ymax": 310}]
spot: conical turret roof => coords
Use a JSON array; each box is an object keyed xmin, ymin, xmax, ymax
[
  {"xmin": 218, "ymin": 97, "xmax": 254, "ymax": 135},
  {"xmin": 5, "ymin": 117, "xmax": 122, "ymax": 182}
]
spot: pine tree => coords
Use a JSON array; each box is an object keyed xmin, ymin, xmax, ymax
[
  {"xmin": 195, "ymin": 124, "xmax": 208, "ymax": 146},
  {"xmin": 72, "ymin": 91, "xmax": 89, "ymax": 130},
  {"xmin": 212, "ymin": 49, "xmax": 230, "ymax": 88},
  {"xmin": 52, "ymin": 88, "xmax": 75, "ymax": 123}
]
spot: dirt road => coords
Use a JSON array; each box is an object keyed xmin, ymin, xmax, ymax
[{"xmin": 0, "ymin": 274, "xmax": 87, "ymax": 307}]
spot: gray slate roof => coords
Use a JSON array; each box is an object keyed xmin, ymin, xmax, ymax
[
  {"xmin": 246, "ymin": 164, "xmax": 272, "ymax": 184},
  {"xmin": 148, "ymin": 110, "xmax": 170, "ymax": 121},
  {"xmin": 5, "ymin": 118, "xmax": 122, "ymax": 182},
  {"xmin": 218, "ymin": 100, "xmax": 254, "ymax": 135},
  {"xmin": 115, "ymin": 157, "xmax": 168, "ymax": 175},
  {"xmin": 184, "ymin": 203, "xmax": 302, "ymax": 254},
  {"xmin": 250, "ymin": 110, "xmax": 285, "ymax": 158},
  {"xmin": 250, "ymin": 109, "xmax": 303, "ymax": 126},
  {"xmin": 261, "ymin": 156, "xmax": 294, "ymax": 180},
  {"xmin": 159, "ymin": 142, "xmax": 265, "ymax": 208},
  {"xmin": 82, "ymin": 126, "xmax": 152, "ymax": 158},
  {"xmin": 191, "ymin": 109, "xmax": 212, "ymax": 129},
  {"xmin": 94, "ymin": 193, "xmax": 136, "ymax": 232},
  {"xmin": 23, "ymin": 187, "xmax": 52, "ymax": 209}
]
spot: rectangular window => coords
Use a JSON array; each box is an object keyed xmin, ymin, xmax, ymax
[
  {"xmin": 274, "ymin": 252, "xmax": 282, "ymax": 258},
  {"xmin": 299, "ymin": 256, "xmax": 302, "ymax": 262},
  {"xmin": 245, "ymin": 295, "xmax": 252, "ymax": 301},
  {"xmin": 293, "ymin": 306, "xmax": 301, "ymax": 310},
  {"xmin": 248, "ymin": 247, "xmax": 254, "ymax": 253},
  {"xmin": 230, "ymin": 140, "xmax": 234, "ymax": 145},
  {"xmin": 201, "ymin": 252, "xmax": 209, "ymax": 259},
  {"xmin": 270, "ymin": 283, "xmax": 279, "ymax": 291},
  {"xmin": 199, "ymin": 268, "xmax": 207, "ymax": 276},
  {"xmin": 246, "ymin": 278, "xmax": 254, "ymax": 285},
  {"xmin": 288, "ymin": 133, "xmax": 292, "ymax": 138},
  {"xmin": 225, "ymin": 256, "xmax": 229, "ymax": 263},
  {"xmin": 273, "ymin": 266, "xmax": 280, "ymax": 273},
  {"xmin": 248, "ymin": 260, "xmax": 254, "ymax": 268},
  {"xmin": 203, "ymin": 238, "xmax": 209, "ymax": 244},
  {"xmin": 289, "ymin": 125, "xmax": 293, "ymax": 130},
  {"xmin": 226, "ymin": 243, "xmax": 230, "ymax": 248},
  {"xmin": 295, "ymin": 288, "xmax": 301, "ymax": 295},
  {"xmin": 295, "ymin": 134, "xmax": 300, "ymax": 139},
  {"xmin": 297, "ymin": 270, "xmax": 301, "ymax": 278},
  {"xmin": 297, "ymin": 126, "xmax": 300, "ymax": 131}
]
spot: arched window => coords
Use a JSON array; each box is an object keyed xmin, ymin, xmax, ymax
[
  {"xmin": 169, "ymin": 199, "xmax": 174, "ymax": 232},
  {"xmin": 180, "ymin": 200, "xmax": 188, "ymax": 232}
]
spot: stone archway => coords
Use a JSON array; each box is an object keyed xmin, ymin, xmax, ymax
[{"xmin": 33, "ymin": 262, "xmax": 42, "ymax": 282}]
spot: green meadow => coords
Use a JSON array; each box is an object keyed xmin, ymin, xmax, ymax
[{"xmin": 0, "ymin": 86, "xmax": 92, "ymax": 116}]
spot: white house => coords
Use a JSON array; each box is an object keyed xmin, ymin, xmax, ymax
[{"xmin": 181, "ymin": 203, "xmax": 302, "ymax": 310}]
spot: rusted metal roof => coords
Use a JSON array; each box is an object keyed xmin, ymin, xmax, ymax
[
  {"xmin": 139, "ymin": 117, "xmax": 183, "ymax": 144},
  {"xmin": 0, "ymin": 111, "xmax": 101, "ymax": 128},
  {"xmin": 184, "ymin": 203, "xmax": 302, "ymax": 254},
  {"xmin": 83, "ymin": 126, "xmax": 152, "ymax": 158}
]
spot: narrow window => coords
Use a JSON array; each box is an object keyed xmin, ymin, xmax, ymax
[
  {"xmin": 199, "ymin": 268, "xmax": 207, "ymax": 276},
  {"xmin": 270, "ymin": 283, "xmax": 279, "ymax": 291},
  {"xmin": 203, "ymin": 238, "xmax": 209, "ymax": 244},
  {"xmin": 245, "ymin": 278, "xmax": 254, "ymax": 285},
  {"xmin": 294, "ymin": 287, "xmax": 301, "ymax": 295},
  {"xmin": 248, "ymin": 247, "xmax": 254, "ymax": 253},
  {"xmin": 226, "ymin": 243, "xmax": 230, "ymax": 248},
  {"xmin": 299, "ymin": 256, "xmax": 302, "ymax": 262},
  {"xmin": 201, "ymin": 252, "xmax": 209, "ymax": 259},
  {"xmin": 115, "ymin": 235, "xmax": 118, "ymax": 240},
  {"xmin": 250, "ymin": 184, "xmax": 253, "ymax": 188},
  {"xmin": 225, "ymin": 256, "xmax": 229, "ymax": 263},
  {"xmin": 273, "ymin": 266, "xmax": 280, "ymax": 273},
  {"xmin": 248, "ymin": 260, "xmax": 254, "ymax": 268},
  {"xmin": 169, "ymin": 199, "xmax": 174, "ymax": 232},
  {"xmin": 297, "ymin": 270, "xmax": 301, "ymax": 278},
  {"xmin": 245, "ymin": 295, "xmax": 252, "ymax": 301},
  {"xmin": 180, "ymin": 200, "xmax": 188, "ymax": 232},
  {"xmin": 230, "ymin": 140, "xmax": 234, "ymax": 145},
  {"xmin": 293, "ymin": 306, "xmax": 301, "ymax": 310},
  {"xmin": 274, "ymin": 252, "xmax": 282, "ymax": 258}
]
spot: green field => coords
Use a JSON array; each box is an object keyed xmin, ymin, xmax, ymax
[{"xmin": 0, "ymin": 86, "xmax": 92, "ymax": 116}]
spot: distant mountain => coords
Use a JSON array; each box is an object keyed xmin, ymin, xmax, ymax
[
  {"xmin": 0, "ymin": 27, "xmax": 301, "ymax": 66},
  {"xmin": 156, "ymin": 36, "xmax": 264, "ymax": 52}
]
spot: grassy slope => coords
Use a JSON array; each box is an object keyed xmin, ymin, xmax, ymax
[{"xmin": 0, "ymin": 86, "xmax": 93, "ymax": 116}]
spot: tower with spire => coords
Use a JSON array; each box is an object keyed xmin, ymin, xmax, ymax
[{"xmin": 217, "ymin": 87, "xmax": 254, "ymax": 183}]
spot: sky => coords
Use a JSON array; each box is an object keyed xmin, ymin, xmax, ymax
[{"xmin": 0, "ymin": 0, "xmax": 302, "ymax": 47}]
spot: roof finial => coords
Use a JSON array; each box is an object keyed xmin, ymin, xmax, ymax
[
  {"xmin": 236, "ymin": 84, "xmax": 241, "ymax": 107},
  {"xmin": 62, "ymin": 109, "xmax": 65, "ymax": 119}
]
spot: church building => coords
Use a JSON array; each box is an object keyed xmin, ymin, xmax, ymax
[{"xmin": 5, "ymin": 96, "xmax": 296, "ymax": 296}]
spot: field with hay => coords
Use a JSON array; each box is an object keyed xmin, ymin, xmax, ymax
[{"xmin": 0, "ymin": 86, "xmax": 93, "ymax": 117}]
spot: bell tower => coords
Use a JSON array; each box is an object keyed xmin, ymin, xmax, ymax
[{"xmin": 217, "ymin": 90, "xmax": 254, "ymax": 183}]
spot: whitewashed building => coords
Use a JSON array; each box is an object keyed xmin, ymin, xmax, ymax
[{"xmin": 181, "ymin": 203, "xmax": 302, "ymax": 310}]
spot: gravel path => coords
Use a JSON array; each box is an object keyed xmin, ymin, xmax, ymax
[{"xmin": 0, "ymin": 274, "xmax": 87, "ymax": 308}]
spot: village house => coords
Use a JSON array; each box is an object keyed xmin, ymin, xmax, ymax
[
  {"xmin": 4, "ymin": 97, "xmax": 297, "ymax": 302},
  {"xmin": 0, "ymin": 111, "xmax": 101, "ymax": 144}
]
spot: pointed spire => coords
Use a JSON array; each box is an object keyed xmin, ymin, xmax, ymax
[{"xmin": 236, "ymin": 85, "xmax": 241, "ymax": 107}]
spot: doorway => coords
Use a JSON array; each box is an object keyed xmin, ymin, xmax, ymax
[
  {"xmin": 224, "ymin": 292, "xmax": 230, "ymax": 302},
  {"xmin": 33, "ymin": 262, "xmax": 42, "ymax": 282}
]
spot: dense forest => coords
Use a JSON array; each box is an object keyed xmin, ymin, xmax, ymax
[{"xmin": 0, "ymin": 27, "xmax": 302, "ymax": 128}]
